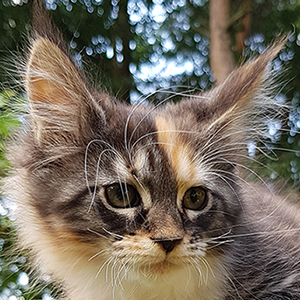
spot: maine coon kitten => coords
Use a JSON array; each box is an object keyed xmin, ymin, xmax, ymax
[{"xmin": 5, "ymin": 4, "xmax": 300, "ymax": 300}]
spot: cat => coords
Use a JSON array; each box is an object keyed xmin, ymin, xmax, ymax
[{"xmin": 5, "ymin": 2, "xmax": 300, "ymax": 300}]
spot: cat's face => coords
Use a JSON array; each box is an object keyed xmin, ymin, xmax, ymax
[
  {"xmin": 28, "ymin": 87, "xmax": 240, "ymax": 278},
  {"xmin": 10, "ymin": 34, "xmax": 283, "ymax": 298}
]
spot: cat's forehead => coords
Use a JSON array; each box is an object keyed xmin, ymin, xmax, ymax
[
  {"xmin": 106, "ymin": 105, "xmax": 208, "ymax": 198},
  {"xmin": 154, "ymin": 115, "xmax": 200, "ymax": 191}
]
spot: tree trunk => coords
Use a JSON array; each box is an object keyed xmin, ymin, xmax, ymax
[
  {"xmin": 236, "ymin": 0, "xmax": 252, "ymax": 52},
  {"xmin": 110, "ymin": 0, "xmax": 133, "ymax": 103},
  {"xmin": 209, "ymin": 0, "xmax": 235, "ymax": 84}
]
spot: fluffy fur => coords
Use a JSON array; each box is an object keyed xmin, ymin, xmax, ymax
[{"xmin": 5, "ymin": 4, "xmax": 300, "ymax": 300}]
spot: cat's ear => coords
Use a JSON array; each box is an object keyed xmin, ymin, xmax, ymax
[
  {"xmin": 203, "ymin": 39, "xmax": 284, "ymax": 144},
  {"xmin": 26, "ymin": 37, "xmax": 100, "ymax": 146}
]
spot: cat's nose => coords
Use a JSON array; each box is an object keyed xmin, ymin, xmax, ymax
[{"xmin": 153, "ymin": 238, "xmax": 183, "ymax": 253}]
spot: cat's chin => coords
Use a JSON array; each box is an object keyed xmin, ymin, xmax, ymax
[
  {"xmin": 140, "ymin": 260, "xmax": 179, "ymax": 276},
  {"xmin": 135, "ymin": 253, "xmax": 188, "ymax": 278}
]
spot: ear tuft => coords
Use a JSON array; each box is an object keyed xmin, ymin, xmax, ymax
[
  {"xmin": 32, "ymin": 0, "xmax": 67, "ymax": 52},
  {"xmin": 204, "ymin": 37, "xmax": 286, "ymax": 129},
  {"xmin": 210, "ymin": 37, "xmax": 285, "ymax": 123},
  {"xmin": 26, "ymin": 37, "xmax": 92, "ymax": 145}
]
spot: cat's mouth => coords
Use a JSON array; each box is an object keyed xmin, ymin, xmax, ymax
[{"xmin": 111, "ymin": 238, "xmax": 184, "ymax": 275}]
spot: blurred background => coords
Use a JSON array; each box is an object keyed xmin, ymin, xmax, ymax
[{"xmin": 0, "ymin": 0, "xmax": 300, "ymax": 299}]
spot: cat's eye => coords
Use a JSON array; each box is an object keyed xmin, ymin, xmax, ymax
[
  {"xmin": 105, "ymin": 183, "xmax": 140, "ymax": 208},
  {"xmin": 183, "ymin": 187, "xmax": 208, "ymax": 210}
]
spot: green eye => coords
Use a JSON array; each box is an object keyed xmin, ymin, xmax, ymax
[
  {"xmin": 105, "ymin": 183, "xmax": 140, "ymax": 208},
  {"xmin": 183, "ymin": 187, "xmax": 208, "ymax": 210}
]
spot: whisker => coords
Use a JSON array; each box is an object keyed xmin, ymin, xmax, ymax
[
  {"xmin": 201, "ymin": 256, "xmax": 215, "ymax": 282},
  {"xmin": 115, "ymin": 257, "xmax": 131, "ymax": 290},
  {"xmin": 111, "ymin": 249, "xmax": 122, "ymax": 288},
  {"xmin": 85, "ymin": 139, "xmax": 122, "ymax": 198},
  {"xmin": 219, "ymin": 227, "xmax": 300, "ymax": 240},
  {"xmin": 133, "ymin": 173, "xmax": 146, "ymax": 193},
  {"xmin": 192, "ymin": 113, "xmax": 259, "ymax": 162},
  {"xmin": 87, "ymin": 228, "xmax": 114, "ymax": 241},
  {"xmin": 124, "ymin": 89, "xmax": 170, "ymax": 166},
  {"xmin": 225, "ymin": 273, "xmax": 244, "ymax": 300},
  {"xmin": 88, "ymin": 249, "xmax": 110, "ymax": 261},
  {"xmin": 88, "ymin": 148, "xmax": 115, "ymax": 213},
  {"xmin": 95, "ymin": 256, "xmax": 114, "ymax": 279},
  {"xmin": 190, "ymin": 257, "xmax": 203, "ymax": 286},
  {"xmin": 206, "ymin": 160, "xmax": 274, "ymax": 197},
  {"xmin": 102, "ymin": 227, "xmax": 127, "ymax": 241}
]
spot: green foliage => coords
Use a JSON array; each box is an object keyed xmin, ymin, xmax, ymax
[
  {"xmin": 0, "ymin": 89, "xmax": 32, "ymax": 300},
  {"xmin": 0, "ymin": 90, "xmax": 21, "ymax": 177},
  {"xmin": 0, "ymin": 215, "xmax": 29, "ymax": 300}
]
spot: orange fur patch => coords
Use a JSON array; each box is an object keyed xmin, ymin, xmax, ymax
[{"xmin": 155, "ymin": 117, "xmax": 196, "ymax": 194}]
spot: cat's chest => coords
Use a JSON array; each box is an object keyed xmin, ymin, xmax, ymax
[{"xmin": 68, "ymin": 258, "xmax": 227, "ymax": 300}]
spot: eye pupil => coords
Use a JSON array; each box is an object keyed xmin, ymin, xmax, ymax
[
  {"xmin": 105, "ymin": 183, "xmax": 140, "ymax": 208},
  {"xmin": 190, "ymin": 190, "xmax": 198, "ymax": 203},
  {"xmin": 183, "ymin": 187, "xmax": 207, "ymax": 210}
]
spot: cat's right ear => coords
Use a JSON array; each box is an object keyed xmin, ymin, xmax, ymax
[
  {"xmin": 199, "ymin": 39, "xmax": 284, "ymax": 146},
  {"xmin": 26, "ymin": 37, "xmax": 105, "ymax": 147}
]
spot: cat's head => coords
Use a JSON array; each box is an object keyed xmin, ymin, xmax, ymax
[{"xmin": 8, "ymin": 6, "xmax": 284, "ymax": 297}]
